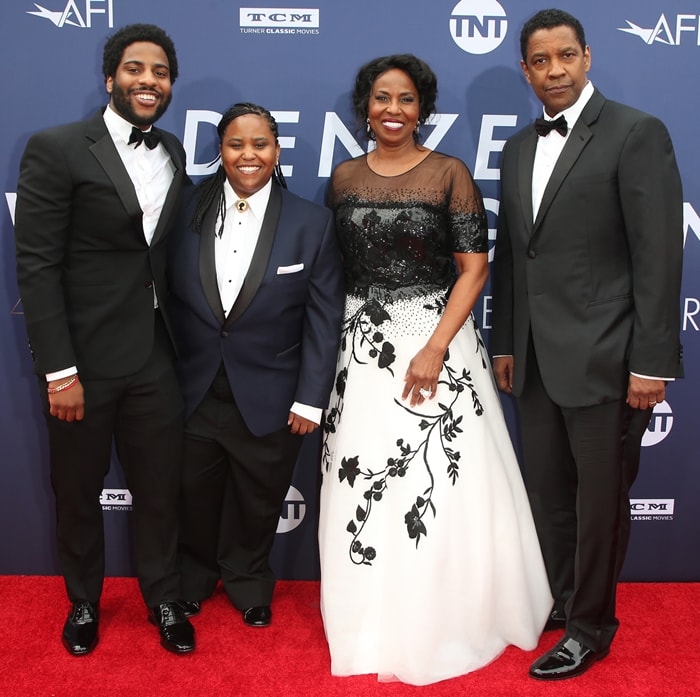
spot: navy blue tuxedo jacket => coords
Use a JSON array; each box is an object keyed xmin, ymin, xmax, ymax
[{"xmin": 168, "ymin": 181, "xmax": 344, "ymax": 436}]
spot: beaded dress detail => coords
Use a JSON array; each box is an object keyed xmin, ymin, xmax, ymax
[{"xmin": 318, "ymin": 152, "xmax": 552, "ymax": 685}]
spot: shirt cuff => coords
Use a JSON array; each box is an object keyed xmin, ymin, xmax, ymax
[
  {"xmin": 46, "ymin": 366, "xmax": 78, "ymax": 381},
  {"xmin": 290, "ymin": 402, "xmax": 322, "ymax": 425},
  {"xmin": 630, "ymin": 372, "xmax": 674, "ymax": 382}
]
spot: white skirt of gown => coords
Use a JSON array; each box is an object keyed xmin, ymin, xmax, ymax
[{"xmin": 318, "ymin": 291, "xmax": 553, "ymax": 685}]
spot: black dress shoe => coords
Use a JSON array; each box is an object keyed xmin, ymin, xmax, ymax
[
  {"xmin": 149, "ymin": 601, "xmax": 195, "ymax": 653},
  {"xmin": 176, "ymin": 600, "xmax": 201, "ymax": 617},
  {"xmin": 242, "ymin": 606, "xmax": 271, "ymax": 627},
  {"xmin": 62, "ymin": 600, "xmax": 99, "ymax": 656},
  {"xmin": 529, "ymin": 635, "xmax": 609, "ymax": 680},
  {"xmin": 543, "ymin": 609, "xmax": 567, "ymax": 631}
]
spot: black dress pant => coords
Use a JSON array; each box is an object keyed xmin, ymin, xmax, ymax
[
  {"xmin": 179, "ymin": 369, "xmax": 302, "ymax": 609},
  {"xmin": 517, "ymin": 341, "xmax": 651, "ymax": 652},
  {"xmin": 42, "ymin": 312, "xmax": 184, "ymax": 607}
]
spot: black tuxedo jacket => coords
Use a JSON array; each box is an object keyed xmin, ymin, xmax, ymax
[
  {"xmin": 492, "ymin": 89, "xmax": 684, "ymax": 406},
  {"xmin": 168, "ymin": 182, "xmax": 344, "ymax": 436},
  {"xmin": 15, "ymin": 110, "xmax": 187, "ymax": 378}
]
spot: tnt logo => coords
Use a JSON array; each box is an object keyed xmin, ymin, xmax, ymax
[
  {"xmin": 27, "ymin": 0, "xmax": 114, "ymax": 28},
  {"xmin": 450, "ymin": 0, "xmax": 507, "ymax": 55},
  {"xmin": 276, "ymin": 486, "xmax": 306, "ymax": 533},
  {"xmin": 642, "ymin": 400, "xmax": 673, "ymax": 447}
]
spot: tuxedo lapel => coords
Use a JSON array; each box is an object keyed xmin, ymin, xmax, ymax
[
  {"xmin": 151, "ymin": 131, "xmax": 185, "ymax": 247},
  {"xmin": 199, "ymin": 202, "xmax": 226, "ymax": 324},
  {"xmin": 533, "ymin": 90, "xmax": 606, "ymax": 233},
  {"xmin": 225, "ymin": 183, "xmax": 282, "ymax": 327},
  {"xmin": 517, "ymin": 131, "xmax": 538, "ymax": 236},
  {"xmin": 86, "ymin": 113, "xmax": 143, "ymax": 235}
]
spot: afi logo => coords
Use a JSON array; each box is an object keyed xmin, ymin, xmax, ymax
[
  {"xmin": 27, "ymin": 0, "xmax": 114, "ymax": 28},
  {"xmin": 642, "ymin": 401, "xmax": 673, "ymax": 447},
  {"xmin": 618, "ymin": 14, "xmax": 700, "ymax": 45},
  {"xmin": 450, "ymin": 0, "xmax": 507, "ymax": 55},
  {"xmin": 276, "ymin": 486, "xmax": 306, "ymax": 534}
]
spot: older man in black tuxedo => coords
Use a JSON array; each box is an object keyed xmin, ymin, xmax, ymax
[{"xmin": 491, "ymin": 8, "xmax": 683, "ymax": 681}]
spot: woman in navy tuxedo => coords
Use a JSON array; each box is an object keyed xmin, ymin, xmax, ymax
[{"xmin": 167, "ymin": 103, "xmax": 343, "ymax": 627}]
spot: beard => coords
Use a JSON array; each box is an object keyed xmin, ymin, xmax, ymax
[{"xmin": 109, "ymin": 79, "xmax": 172, "ymax": 128}]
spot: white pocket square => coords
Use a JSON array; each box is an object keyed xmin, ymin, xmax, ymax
[{"xmin": 277, "ymin": 263, "xmax": 304, "ymax": 275}]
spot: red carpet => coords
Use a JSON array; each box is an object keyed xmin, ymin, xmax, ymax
[{"xmin": 0, "ymin": 577, "xmax": 697, "ymax": 696}]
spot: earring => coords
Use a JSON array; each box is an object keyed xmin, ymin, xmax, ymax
[{"xmin": 366, "ymin": 117, "xmax": 375, "ymax": 140}]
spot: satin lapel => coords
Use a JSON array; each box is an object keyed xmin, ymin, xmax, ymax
[
  {"xmin": 517, "ymin": 131, "xmax": 538, "ymax": 238},
  {"xmin": 86, "ymin": 113, "xmax": 143, "ymax": 235},
  {"xmin": 151, "ymin": 131, "xmax": 184, "ymax": 246},
  {"xmin": 225, "ymin": 183, "xmax": 282, "ymax": 327},
  {"xmin": 533, "ymin": 90, "xmax": 605, "ymax": 232},
  {"xmin": 199, "ymin": 202, "xmax": 226, "ymax": 324}
]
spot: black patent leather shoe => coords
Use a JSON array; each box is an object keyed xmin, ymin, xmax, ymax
[
  {"xmin": 529, "ymin": 635, "xmax": 609, "ymax": 680},
  {"xmin": 62, "ymin": 600, "xmax": 99, "ymax": 656},
  {"xmin": 543, "ymin": 609, "xmax": 567, "ymax": 631},
  {"xmin": 176, "ymin": 600, "xmax": 201, "ymax": 617},
  {"xmin": 242, "ymin": 605, "xmax": 271, "ymax": 627},
  {"xmin": 149, "ymin": 601, "xmax": 195, "ymax": 653}
]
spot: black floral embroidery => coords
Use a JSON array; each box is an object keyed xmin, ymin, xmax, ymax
[{"xmin": 323, "ymin": 302, "xmax": 486, "ymax": 565}]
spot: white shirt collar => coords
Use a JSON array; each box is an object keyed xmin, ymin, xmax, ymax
[
  {"xmin": 103, "ymin": 105, "xmax": 156, "ymax": 146},
  {"xmin": 223, "ymin": 177, "xmax": 273, "ymax": 220},
  {"xmin": 542, "ymin": 80, "xmax": 594, "ymax": 129}
]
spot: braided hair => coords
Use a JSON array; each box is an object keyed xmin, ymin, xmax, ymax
[{"xmin": 191, "ymin": 102, "xmax": 287, "ymax": 234}]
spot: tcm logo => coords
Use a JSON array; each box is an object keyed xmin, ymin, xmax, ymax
[
  {"xmin": 450, "ymin": 0, "xmax": 507, "ymax": 55},
  {"xmin": 100, "ymin": 488, "xmax": 132, "ymax": 510},
  {"xmin": 641, "ymin": 401, "xmax": 673, "ymax": 447},
  {"xmin": 276, "ymin": 486, "xmax": 306, "ymax": 534},
  {"xmin": 618, "ymin": 13, "xmax": 700, "ymax": 45},
  {"xmin": 240, "ymin": 8, "xmax": 319, "ymax": 28},
  {"xmin": 630, "ymin": 499, "xmax": 675, "ymax": 521},
  {"xmin": 27, "ymin": 0, "xmax": 114, "ymax": 28}
]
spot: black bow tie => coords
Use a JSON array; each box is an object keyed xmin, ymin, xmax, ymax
[
  {"xmin": 534, "ymin": 115, "xmax": 568, "ymax": 137},
  {"xmin": 128, "ymin": 126, "xmax": 161, "ymax": 150}
]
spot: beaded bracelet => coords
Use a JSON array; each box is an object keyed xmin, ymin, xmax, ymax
[{"xmin": 47, "ymin": 376, "xmax": 78, "ymax": 394}]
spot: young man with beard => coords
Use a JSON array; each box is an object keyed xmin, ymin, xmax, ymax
[{"xmin": 14, "ymin": 24, "xmax": 194, "ymax": 655}]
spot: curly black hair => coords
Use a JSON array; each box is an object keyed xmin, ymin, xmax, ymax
[
  {"xmin": 102, "ymin": 23, "xmax": 179, "ymax": 83},
  {"xmin": 520, "ymin": 9, "xmax": 586, "ymax": 61},
  {"xmin": 352, "ymin": 54, "xmax": 437, "ymax": 142},
  {"xmin": 191, "ymin": 103, "xmax": 287, "ymax": 235}
]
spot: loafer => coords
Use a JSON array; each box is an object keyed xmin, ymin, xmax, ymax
[
  {"xmin": 529, "ymin": 635, "xmax": 609, "ymax": 680},
  {"xmin": 176, "ymin": 600, "xmax": 201, "ymax": 617},
  {"xmin": 544, "ymin": 608, "xmax": 567, "ymax": 631},
  {"xmin": 62, "ymin": 600, "xmax": 99, "ymax": 656},
  {"xmin": 242, "ymin": 605, "xmax": 271, "ymax": 627},
  {"xmin": 149, "ymin": 601, "xmax": 195, "ymax": 653}
]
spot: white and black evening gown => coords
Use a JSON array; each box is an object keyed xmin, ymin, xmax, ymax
[{"xmin": 318, "ymin": 152, "xmax": 552, "ymax": 685}]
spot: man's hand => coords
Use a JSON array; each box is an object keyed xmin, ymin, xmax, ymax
[
  {"xmin": 48, "ymin": 377, "xmax": 85, "ymax": 422},
  {"xmin": 626, "ymin": 375, "xmax": 665, "ymax": 410},
  {"xmin": 493, "ymin": 356, "xmax": 514, "ymax": 394}
]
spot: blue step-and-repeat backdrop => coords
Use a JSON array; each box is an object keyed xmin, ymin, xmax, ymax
[{"xmin": 1, "ymin": 0, "xmax": 698, "ymax": 581}]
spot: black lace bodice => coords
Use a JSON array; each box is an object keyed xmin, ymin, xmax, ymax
[{"xmin": 329, "ymin": 151, "xmax": 488, "ymax": 301}]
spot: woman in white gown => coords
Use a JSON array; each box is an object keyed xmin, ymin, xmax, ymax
[{"xmin": 318, "ymin": 54, "xmax": 553, "ymax": 686}]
